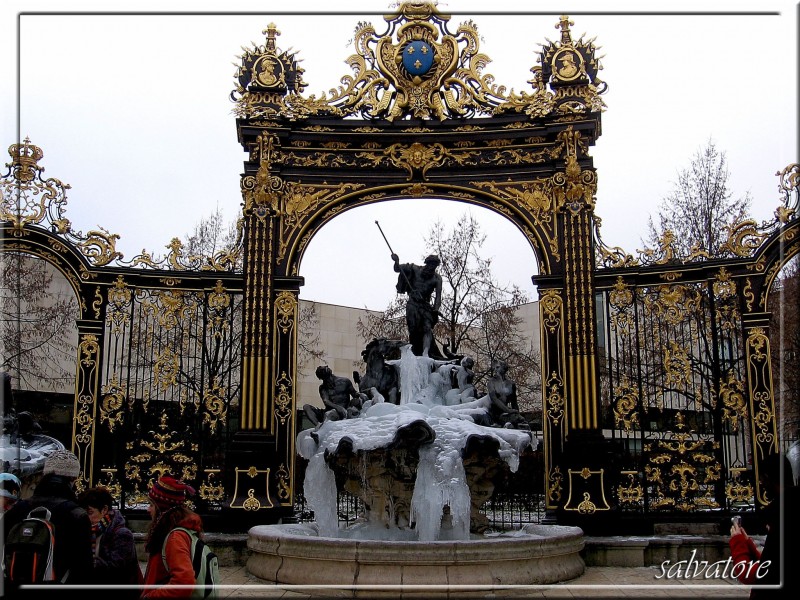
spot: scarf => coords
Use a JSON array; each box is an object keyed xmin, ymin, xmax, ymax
[{"xmin": 91, "ymin": 512, "xmax": 112, "ymax": 560}]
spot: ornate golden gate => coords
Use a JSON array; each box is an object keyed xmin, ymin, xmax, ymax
[{"xmin": 2, "ymin": 4, "xmax": 797, "ymax": 531}]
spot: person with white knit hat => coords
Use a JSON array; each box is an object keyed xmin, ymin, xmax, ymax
[
  {"xmin": 2, "ymin": 449, "xmax": 93, "ymax": 588},
  {"xmin": 41, "ymin": 449, "xmax": 82, "ymax": 478}
]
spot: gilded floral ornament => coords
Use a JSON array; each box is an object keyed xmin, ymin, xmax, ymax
[
  {"xmin": 1, "ymin": 139, "xmax": 242, "ymax": 272},
  {"xmin": 231, "ymin": 5, "xmax": 606, "ymax": 121},
  {"xmin": 776, "ymin": 163, "xmax": 799, "ymax": 220},
  {"xmin": 712, "ymin": 267, "xmax": 736, "ymax": 299},
  {"xmin": 594, "ymin": 217, "xmax": 636, "ymax": 268},
  {"xmin": 100, "ymin": 373, "xmax": 126, "ymax": 432},
  {"xmin": 602, "ymin": 162, "xmax": 800, "ymax": 267},
  {"xmin": 0, "ymin": 138, "xmax": 123, "ymax": 265},
  {"xmin": 1, "ymin": 138, "xmax": 70, "ymax": 234},
  {"xmin": 202, "ymin": 379, "xmax": 227, "ymax": 434},
  {"xmin": 613, "ymin": 378, "xmax": 639, "ymax": 432},
  {"xmin": 719, "ymin": 371, "xmax": 747, "ymax": 432}
]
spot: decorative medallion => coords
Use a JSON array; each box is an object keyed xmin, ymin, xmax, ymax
[
  {"xmin": 552, "ymin": 48, "xmax": 583, "ymax": 82},
  {"xmin": 401, "ymin": 40, "xmax": 435, "ymax": 80},
  {"xmin": 252, "ymin": 55, "xmax": 284, "ymax": 89},
  {"xmin": 231, "ymin": 4, "xmax": 606, "ymax": 120}
]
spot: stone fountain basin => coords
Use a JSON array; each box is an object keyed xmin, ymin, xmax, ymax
[{"xmin": 247, "ymin": 522, "xmax": 585, "ymax": 595}]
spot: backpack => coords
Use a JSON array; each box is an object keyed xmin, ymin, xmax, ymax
[
  {"xmin": 3, "ymin": 506, "xmax": 64, "ymax": 585},
  {"xmin": 161, "ymin": 527, "xmax": 219, "ymax": 599}
]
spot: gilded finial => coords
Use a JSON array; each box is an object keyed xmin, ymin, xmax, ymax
[
  {"xmin": 263, "ymin": 23, "xmax": 281, "ymax": 53},
  {"xmin": 8, "ymin": 137, "xmax": 44, "ymax": 183},
  {"xmin": 556, "ymin": 15, "xmax": 574, "ymax": 45},
  {"xmin": 10, "ymin": 136, "xmax": 43, "ymax": 166}
]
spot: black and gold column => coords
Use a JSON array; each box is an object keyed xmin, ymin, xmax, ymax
[
  {"xmin": 538, "ymin": 287, "xmax": 567, "ymax": 512},
  {"xmin": 741, "ymin": 313, "xmax": 780, "ymax": 506},
  {"xmin": 270, "ymin": 280, "xmax": 302, "ymax": 509},
  {"xmin": 227, "ymin": 131, "xmax": 295, "ymax": 523},
  {"xmin": 73, "ymin": 318, "xmax": 105, "ymax": 490},
  {"xmin": 549, "ymin": 136, "xmax": 612, "ymax": 526}
]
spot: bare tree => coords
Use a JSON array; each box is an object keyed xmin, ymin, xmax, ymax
[
  {"xmin": 646, "ymin": 140, "xmax": 752, "ymax": 259},
  {"xmin": 636, "ymin": 142, "xmax": 754, "ymax": 427},
  {"xmin": 185, "ymin": 209, "xmax": 324, "ymax": 368},
  {"xmin": 357, "ymin": 212, "xmax": 541, "ymax": 411},
  {"xmin": 126, "ymin": 211, "xmax": 323, "ymax": 409},
  {"xmin": 0, "ymin": 252, "xmax": 78, "ymax": 393},
  {"xmin": 183, "ymin": 207, "xmax": 242, "ymax": 265},
  {"xmin": 604, "ymin": 142, "xmax": 760, "ymax": 508}
]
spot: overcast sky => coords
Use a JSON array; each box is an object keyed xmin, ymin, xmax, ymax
[{"xmin": 2, "ymin": 0, "xmax": 797, "ymax": 310}]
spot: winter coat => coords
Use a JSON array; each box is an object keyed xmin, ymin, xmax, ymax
[
  {"xmin": 141, "ymin": 511, "xmax": 204, "ymax": 599},
  {"xmin": 2, "ymin": 474, "xmax": 93, "ymax": 586},
  {"xmin": 729, "ymin": 486, "xmax": 798, "ymax": 598},
  {"xmin": 92, "ymin": 508, "xmax": 143, "ymax": 588}
]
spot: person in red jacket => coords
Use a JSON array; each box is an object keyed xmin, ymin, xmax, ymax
[
  {"xmin": 729, "ymin": 452, "xmax": 798, "ymax": 598},
  {"xmin": 140, "ymin": 476, "xmax": 204, "ymax": 599}
]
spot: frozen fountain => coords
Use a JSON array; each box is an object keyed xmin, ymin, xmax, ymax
[
  {"xmin": 247, "ymin": 343, "xmax": 585, "ymax": 596},
  {"xmin": 1, "ymin": 410, "xmax": 66, "ymax": 497}
]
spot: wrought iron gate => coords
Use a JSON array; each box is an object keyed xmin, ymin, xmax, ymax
[{"xmin": 2, "ymin": 4, "xmax": 798, "ymax": 532}]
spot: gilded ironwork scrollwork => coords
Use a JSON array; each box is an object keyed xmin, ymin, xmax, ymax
[
  {"xmin": 643, "ymin": 283, "xmax": 702, "ymax": 326},
  {"xmin": 719, "ymin": 371, "xmax": 747, "ymax": 432},
  {"xmin": 385, "ymin": 143, "xmax": 476, "ymax": 180},
  {"xmin": 608, "ymin": 276, "xmax": 634, "ymax": 335},
  {"xmin": 232, "ymin": 8, "xmax": 605, "ymax": 121},
  {"xmin": 595, "ymin": 217, "xmax": 636, "ymax": 268},
  {"xmin": 472, "ymin": 179, "xmax": 560, "ymax": 263},
  {"xmin": 776, "ymin": 163, "xmax": 799, "ymax": 220},
  {"xmin": 208, "ymin": 280, "xmax": 232, "ymax": 339},
  {"xmin": 199, "ymin": 469, "xmax": 225, "ymax": 503},
  {"xmin": 544, "ymin": 371, "xmax": 565, "ymax": 427},
  {"xmin": 276, "ymin": 182, "xmax": 364, "ymax": 262},
  {"xmin": 274, "ymin": 371, "xmax": 293, "ymax": 426},
  {"xmin": 99, "ymin": 373, "xmax": 126, "ymax": 432},
  {"xmin": 498, "ymin": 15, "xmax": 606, "ymax": 117},
  {"xmin": 725, "ymin": 469, "xmax": 754, "ymax": 506},
  {"xmin": 662, "ymin": 341, "xmax": 693, "ymax": 395},
  {"xmin": 552, "ymin": 156, "xmax": 596, "ymax": 214},
  {"xmin": 230, "ymin": 467, "xmax": 274, "ymax": 510},
  {"xmin": 0, "ymin": 139, "xmax": 123, "ymax": 266},
  {"xmin": 617, "ymin": 471, "xmax": 644, "ymax": 506},
  {"xmin": 202, "ymin": 379, "xmax": 227, "ymax": 434},
  {"xmin": 274, "ymin": 291, "xmax": 296, "ymax": 335},
  {"xmin": 98, "ymin": 469, "xmax": 122, "ymax": 501},
  {"xmin": 1, "ymin": 139, "xmax": 242, "ymax": 271},
  {"xmin": 547, "ymin": 466, "xmax": 563, "ymax": 504},
  {"xmin": 564, "ymin": 468, "xmax": 610, "ymax": 513},
  {"xmin": 540, "ymin": 289, "xmax": 562, "ymax": 334},
  {"xmin": 598, "ymin": 163, "xmax": 799, "ymax": 267},
  {"xmin": 127, "ymin": 412, "xmax": 198, "ymax": 492},
  {"xmin": 276, "ymin": 464, "xmax": 292, "ymax": 502},
  {"xmin": 612, "ymin": 378, "xmax": 639, "ymax": 431},
  {"xmin": 643, "ymin": 412, "xmax": 721, "ymax": 511}
]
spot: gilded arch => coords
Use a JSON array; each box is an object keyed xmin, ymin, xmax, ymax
[
  {"xmin": 284, "ymin": 186, "xmax": 553, "ymax": 277},
  {"xmin": 230, "ymin": 4, "xmax": 606, "ymax": 524}
]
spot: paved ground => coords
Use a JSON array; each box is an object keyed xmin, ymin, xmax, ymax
[{"xmin": 214, "ymin": 564, "xmax": 751, "ymax": 599}]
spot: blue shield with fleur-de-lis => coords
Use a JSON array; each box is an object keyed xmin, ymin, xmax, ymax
[{"xmin": 402, "ymin": 40, "xmax": 434, "ymax": 77}]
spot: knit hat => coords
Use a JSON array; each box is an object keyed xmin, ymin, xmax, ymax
[
  {"xmin": 0, "ymin": 472, "xmax": 22, "ymax": 500},
  {"xmin": 149, "ymin": 476, "xmax": 196, "ymax": 510},
  {"xmin": 42, "ymin": 449, "xmax": 81, "ymax": 479}
]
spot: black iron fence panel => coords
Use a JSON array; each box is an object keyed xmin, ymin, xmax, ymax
[
  {"xmin": 95, "ymin": 282, "xmax": 243, "ymax": 514},
  {"xmin": 598, "ymin": 275, "xmax": 754, "ymax": 516}
]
